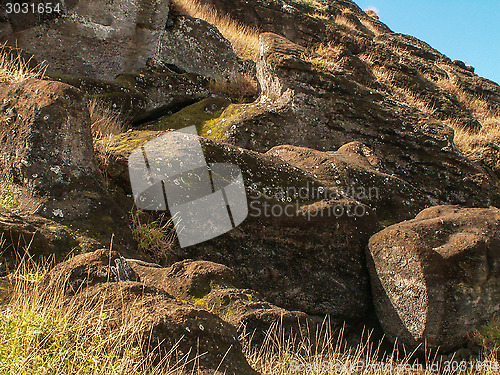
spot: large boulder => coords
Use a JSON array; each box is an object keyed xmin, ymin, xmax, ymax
[
  {"xmin": 114, "ymin": 66, "xmax": 209, "ymax": 122},
  {"xmin": 155, "ymin": 14, "xmax": 241, "ymax": 81},
  {"xmin": 74, "ymin": 282, "xmax": 257, "ymax": 375},
  {"xmin": 129, "ymin": 259, "xmax": 312, "ymax": 345},
  {"xmin": 0, "ymin": 207, "xmax": 82, "ymax": 262},
  {"xmin": 182, "ymin": 200, "xmax": 377, "ymax": 319},
  {"xmin": 0, "ymin": 78, "xmax": 96, "ymax": 197},
  {"xmin": 51, "ymin": 65, "xmax": 209, "ymax": 123},
  {"xmin": 0, "ymin": 77, "xmax": 136, "ymax": 255},
  {"xmin": 41, "ymin": 249, "xmax": 140, "ymax": 294},
  {"xmin": 266, "ymin": 142, "xmax": 429, "ymax": 222},
  {"xmin": 368, "ymin": 205, "xmax": 500, "ymax": 351},
  {"xmin": 2, "ymin": 0, "xmax": 170, "ymax": 80}
]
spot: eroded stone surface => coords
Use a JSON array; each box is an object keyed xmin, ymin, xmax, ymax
[
  {"xmin": 2, "ymin": 0, "xmax": 170, "ymax": 80},
  {"xmin": 368, "ymin": 205, "xmax": 500, "ymax": 351}
]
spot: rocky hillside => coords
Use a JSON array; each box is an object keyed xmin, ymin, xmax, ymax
[{"xmin": 0, "ymin": 0, "xmax": 499, "ymax": 373}]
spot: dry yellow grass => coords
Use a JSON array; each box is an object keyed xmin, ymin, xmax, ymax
[
  {"xmin": 171, "ymin": 0, "xmax": 260, "ymax": 60},
  {"xmin": 88, "ymin": 99, "xmax": 124, "ymax": 140},
  {"xmin": 242, "ymin": 318, "xmax": 500, "ymax": 375},
  {"xmin": 432, "ymin": 75, "xmax": 500, "ymax": 158},
  {"xmin": 334, "ymin": 13, "xmax": 359, "ymax": 30},
  {"xmin": 434, "ymin": 75, "xmax": 495, "ymax": 122},
  {"xmin": 366, "ymin": 62, "xmax": 500, "ymax": 159},
  {"xmin": 450, "ymin": 117, "xmax": 500, "ymax": 167},
  {"xmin": 369, "ymin": 66, "xmax": 438, "ymax": 116},
  {"xmin": 1, "ymin": 256, "xmax": 499, "ymax": 374},
  {"xmin": 307, "ymin": 44, "xmax": 344, "ymax": 71},
  {"xmin": 364, "ymin": 7, "xmax": 379, "ymax": 20},
  {"xmin": 209, "ymin": 74, "xmax": 259, "ymax": 102},
  {"xmin": 0, "ymin": 259, "xmax": 199, "ymax": 374},
  {"xmin": 88, "ymin": 100, "xmax": 125, "ymax": 186},
  {"xmin": 0, "ymin": 44, "xmax": 45, "ymax": 83}
]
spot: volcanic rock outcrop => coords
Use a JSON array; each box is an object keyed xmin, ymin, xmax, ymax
[{"xmin": 368, "ymin": 205, "xmax": 500, "ymax": 351}]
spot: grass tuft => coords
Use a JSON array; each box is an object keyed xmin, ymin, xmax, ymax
[
  {"xmin": 0, "ymin": 44, "xmax": 45, "ymax": 83},
  {"xmin": 209, "ymin": 74, "xmax": 259, "ymax": 103},
  {"xmin": 88, "ymin": 99, "xmax": 124, "ymax": 141},
  {"xmin": 88, "ymin": 99, "xmax": 125, "ymax": 186},
  {"xmin": 130, "ymin": 210, "xmax": 177, "ymax": 262}
]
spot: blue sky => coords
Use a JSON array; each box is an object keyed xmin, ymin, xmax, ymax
[{"xmin": 355, "ymin": 0, "xmax": 500, "ymax": 84}]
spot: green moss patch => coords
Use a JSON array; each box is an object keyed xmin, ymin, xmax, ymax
[
  {"xmin": 151, "ymin": 97, "xmax": 231, "ymax": 134},
  {"xmin": 106, "ymin": 131, "xmax": 163, "ymax": 156}
]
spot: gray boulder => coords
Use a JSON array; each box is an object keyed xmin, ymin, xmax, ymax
[
  {"xmin": 2, "ymin": 0, "xmax": 170, "ymax": 80},
  {"xmin": 0, "ymin": 77, "xmax": 136, "ymax": 254},
  {"xmin": 368, "ymin": 205, "xmax": 500, "ymax": 351},
  {"xmin": 156, "ymin": 14, "xmax": 241, "ymax": 81}
]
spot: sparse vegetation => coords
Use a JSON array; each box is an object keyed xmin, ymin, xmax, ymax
[
  {"xmin": 209, "ymin": 74, "xmax": 259, "ymax": 103},
  {"xmin": 290, "ymin": 0, "xmax": 327, "ymax": 12},
  {"xmin": 364, "ymin": 61, "xmax": 500, "ymax": 162},
  {"xmin": 0, "ymin": 179, "xmax": 20, "ymax": 211},
  {"xmin": 171, "ymin": 0, "xmax": 260, "ymax": 60},
  {"xmin": 3, "ymin": 268, "xmax": 499, "ymax": 375},
  {"xmin": 130, "ymin": 210, "xmax": 176, "ymax": 262},
  {"xmin": 307, "ymin": 44, "xmax": 344, "ymax": 71},
  {"xmin": 0, "ymin": 45, "xmax": 45, "ymax": 83},
  {"xmin": 334, "ymin": 13, "xmax": 358, "ymax": 30},
  {"xmin": 88, "ymin": 99, "xmax": 125, "ymax": 185},
  {"xmin": 364, "ymin": 7, "xmax": 379, "ymax": 20},
  {"xmin": 88, "ymin": 99, "xmax": 124, "ymax": 141},
  {"xmin": 472, "ymin": 318, "xmax": 500, "ymax": 357},
  {"xmin": 430, "ymin": 76, "xmax": 500, "ymax": 160},
  {"xmin": 0, "ymin": 262, "xmax": 188, "ymax": 374}
]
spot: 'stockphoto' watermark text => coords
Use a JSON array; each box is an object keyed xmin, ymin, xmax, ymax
[{"xmin": 247, "ymin": 182, "xmax": 379, "ymax": 220}]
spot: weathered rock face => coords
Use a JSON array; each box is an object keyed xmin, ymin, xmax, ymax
[
  {"xmin": 0, "ymin": 6, "xmax": 11, "ymax": 38},
  {"xmin": 0, "ymin": 78, "xmax": 136, "ymax": 255},
  {"xmin": 102, "ymin": 130, "xmax": 378, "ymax": 319},
  {"xmin": 156, "ymin": 14, "xmax": 241, "ymax": 81},
  {"xmin": 77, "ymin": 282, "xmax": 258, "ymax": 375},
  {"xmin": 0, "ymin": 207, "xmax": 81, "ymax": 262},
  {"xmin": 182, "ymin": 202, "xmax": 377, "ymax": 319},
  {"xmin": 206, "ymin": 33, "xmax": 496, "ymax": 220},
  {"xmin": 266, "ymin": 142, "xmax": 429, "ymax": 222},
  {"xmin": 367, "ymin": 33, "xmax": 498, "ymax": 130},
  {"xmin": 114, "ymin": 66, "xmax": 209, "ymax": 121},
  {"xmin": 41, "ymin": 250, "xmax": 258, "ymax": 375},
  {"xmin": 207, "ymin": 0, "xmax": 390, "ymax": 46},
  {"xmin": 1, "ymin": 0, "xmax": 76, "ymax": 33},
  {"xmin": 130, "ymin": 259, "xmax": 312, "ymax": 345},
  {"xmin": 204, "ymin": 0, "xmax": 500, "ymax": 130},
  {"xmin": 368, "ymin": 205, "xmax": 500, "ymax": 351},
  {"xmin": 51, "ymin": 66, "xmax": 209, "ymax": 123},
  {"xmin": 131, "ymin": 259, "xmax": 241, "ymax": 299},
  {"xmin": 48, "ymin": 73, "xmax": 148, "ymax": 119},
  {"xmin": 2, "ymin": 0, "xmax": 170, "ymax": 80},
  {"xmin": 0, "ymin": 78, "xmax": 96, "ymax": 197}
]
